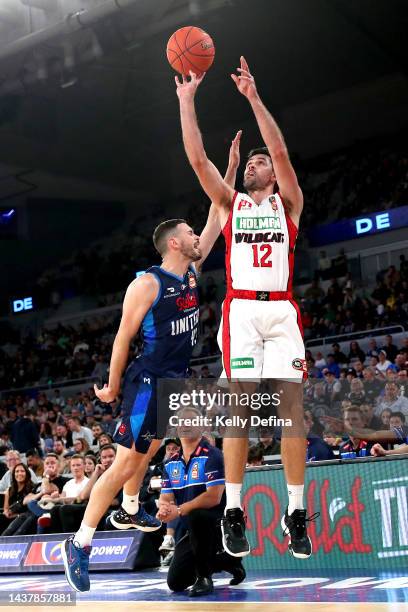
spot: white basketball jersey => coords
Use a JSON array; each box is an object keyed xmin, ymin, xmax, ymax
[{"xmin": 223, "ymin": 191, "xmax": 298, "ymax": 292}]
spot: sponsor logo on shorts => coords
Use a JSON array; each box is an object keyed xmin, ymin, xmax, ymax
[
  {"xmin": 236, "ymin": 216, "xmax": 281, "ymax": 231},
  {"xmin": 231, "ymin": 357, "xmax": 255, "ymax": 369},
  {"xmin": 292, "ymin": 358, "xmax": 307, "ymax": 372}
]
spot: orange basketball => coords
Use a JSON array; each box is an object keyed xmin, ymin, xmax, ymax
[{"xmin": 166, "ymin": 26, "xmax": 215, "ymax": 76}]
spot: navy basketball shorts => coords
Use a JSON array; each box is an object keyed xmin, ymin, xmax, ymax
[{"xmin": 113, "ymin": 363, "xmax": 159, "ymax": 454}]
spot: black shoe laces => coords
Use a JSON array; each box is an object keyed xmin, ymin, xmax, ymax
[
  {"xmin": 224, "ymin": 509, "xmax": 247, "ymax": 538},
  {"xmin": 283, "ymin": 510, "xmax": 320, "ymax": 539},
  {"xmin": 115, "ymin": 508, "xmax": 129, "ymax": 521}
]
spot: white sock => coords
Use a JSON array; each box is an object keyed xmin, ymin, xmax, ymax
[
  {"xmin": 74, "ymin": 523, "xmax": 96, "ymax": 548},
  {"xmin": 287, "ymin": 484, "xmax": 304, "ymax": 515},
  {"xmin": 122, "ymin": 492, "xmax": 139, "ymax": 515},
  {"xmin": 225, "ymin": 482, "xmax": 242, "ymax": 513}
]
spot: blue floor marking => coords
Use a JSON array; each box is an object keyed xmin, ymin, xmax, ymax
[{"xmin": 0, "ymin": 570, "xmax": 408, "ymax": 603}]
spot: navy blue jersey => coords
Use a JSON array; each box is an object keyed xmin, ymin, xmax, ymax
[
  {"xmin": 161, "ymin": 438, "xmax": 225, "ymax": 524},
  {"xmin": 135, "ymin": 265, "xmax": 200, "ymax": 378}
]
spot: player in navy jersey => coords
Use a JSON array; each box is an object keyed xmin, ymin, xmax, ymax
[{"xmin": 62, "ymin": 134, "xmax": 242, "ymax": 592}]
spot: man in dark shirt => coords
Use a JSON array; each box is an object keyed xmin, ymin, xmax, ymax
[
  {"xmin": 254, "ymin": 431, "xmax": 281, "ymax": 457},
  {"xmin": 11, "ymin": 411, "xmax": 39, "ymax": 454},
  {"xmin": 382, "ymin": 335, "xmax": 399, "ymax": 363},
  {"xmin": 331, "ymin": 343, "xmax": 348, "ymax": 365},
  {"xmin": 360, "ymin": 403, "xmax": 382, "ymax": 430},
  {"xmin": 158, "ymin": 409, "xmax": 244, "ymax": 596},
  {"xmin": 303, "ymin": 412, "xmax": 335, "ymax": 461},
  {"xmin": 307, "ymin": 436, "xmax": 335, "ymax": 462},
  {"xmin": 362, "ymin": 367, "xmax": 384, "ymax": 404}
]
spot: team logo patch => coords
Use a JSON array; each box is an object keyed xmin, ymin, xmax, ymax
[
  {"xmin": 269, "ymin": 195, "xmax": 278, "ymax": 211},
  {"xmin": 231, "ymin": 357, "xmax": 254, "ymax": 369},
  {"xmin": 188, "ymin": 273, "xmax": 197, "ymax": 288},
  {"xmin": 191, "ymin": 462, "xmax": 199, "ymax": 480},
  {"xmin": 172, "ymin": 466, "xmax": 180, "ymax": 478},
  {"xmin": 292, "ymin": 358, "xmax": 307, "ymax": 372},
  {"xmin": 118, "ymin": 423, "xmax": 126, "ymax": 436}
]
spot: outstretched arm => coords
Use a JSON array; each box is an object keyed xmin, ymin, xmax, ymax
[
  {"xmin": 176, "ymin": 72, "xmax": 234, "ymax": 210},
  {"xmin": 371, "ymin": 442, "xmax": 408, "ymax": 456},
  {"xmin": 232, "ymin": 57, "xmax": 303, "ymax": 224},
  {"xmin": 94, "ymin": 274, "xmax": 159, "ymax": 402},
  {"xmin": 195, "ymin": 130, "xmax": 242, "ymax": 272},
  {"xmin": 321, "ymin": 416, "xmax": 399, "ymax": 442}
]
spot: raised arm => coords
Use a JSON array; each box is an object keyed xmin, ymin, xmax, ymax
[
  {"xmin": 231, "ymin": 57, "xmax": 303, "ymax": 224},
  {"xmin": 176, "ymin": 72, "xmax": 235, "ymax": 210},
  {"xmin": 195, "ymin": 130, "xmax": 242, "ymax": 272},
  {"xmin": 94, "ymin": 274, "xmax": 159, "ymax": 403}
]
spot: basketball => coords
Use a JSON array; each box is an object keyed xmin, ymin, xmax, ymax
[{"xmin": 166, "ymin": 26, "xmax": 215, "ymax": 76}]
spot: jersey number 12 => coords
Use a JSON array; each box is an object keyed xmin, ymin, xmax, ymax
[{"xmin": 252, "ymin": 244, "xmax": 272, "ymax": 267}]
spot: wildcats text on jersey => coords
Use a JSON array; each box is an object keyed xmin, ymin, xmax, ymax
[{"xmin": 235, "ymin": 232, "xmax": 285, "ymax": 244}]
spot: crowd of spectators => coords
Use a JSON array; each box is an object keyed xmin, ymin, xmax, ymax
[
  {"xmin": 298, "ymin": 138, "xmax": 408, "ymax": 229},
  {"xmin": 2, "ymin": 252, "xmax": 406, "ymax": 392},
  {"xmin": 0, "ymin": 283, "xmax": 220, "ymax": 391},
  {"xmin": 299, "ymin": 256, "xmax": 408, "ymax": 339}
]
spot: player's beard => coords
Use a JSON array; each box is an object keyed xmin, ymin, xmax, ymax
[
  {"xmin": 243, "ymin": 174, "xmax": 261, "ymax": 191},
  {"xmin": 180, "ymin": 243, "xmax": 202, "ymax": 262},
  {"xmin": 244, "ymin": 173, "xmax": 274, "ymax": 193}
]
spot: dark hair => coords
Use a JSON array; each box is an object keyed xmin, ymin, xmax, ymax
[
  {"xmin": 98, "ymin": 433, "xmax": 113, "ymax": 445},
  {"xmin": 84, "ymin": 454, "xmax": 97, "ymax": 466},
  {"xmin": 152, "ymin": 219, "xmax": 186, "ymax": 256},
  {"xmin": 390, "ymin": 411, "xmax": 405, "ymax": 423},
  {"xmin": 345, "ymin": 405, "xmax": 362, "ymax": 415},
  {"xmin": 41, "ymin": 422, "xmax": 53, "ymax": 437},
  {"xmin": 73, "ymin": 437, "xmax": 90, "ymax": 453},
  {"xmin": 99, "ymin": 444, "xmax": 116, "ymax": 455},
  {"xmin": 247, "ymin": 446, "xmax": 263, "ymax": 464},
  {"xmin": 9, "ymin": 463, "xmax": 33, "ymax": 499},
  {"xmin": 44, "ymin": 452, "xmax": 59, "ymax": 460},
  {"xmin": 247, "ymin": 146, "xmax": 271, "ymax": 160}
]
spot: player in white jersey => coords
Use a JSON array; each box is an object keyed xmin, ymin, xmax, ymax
[{"xmin": 176, "ymin": 56, "xmax": 317, "ymax": 560}]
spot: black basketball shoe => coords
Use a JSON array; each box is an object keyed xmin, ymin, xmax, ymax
[
  {"xmin": 281, "ymin": 507, "xmax": 319, "ymax": 559},
  {"xmin": 109, "ymin": 505, "xmax": 161, "ymax": 532},
  {"xmin": 221, "ymin": 508, "xmax": 250, "ymax": 557}
]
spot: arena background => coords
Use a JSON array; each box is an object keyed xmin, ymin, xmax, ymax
[{"xmin": 0, "ymin": 0, "xmax": 407, "ymax": 609}]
